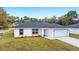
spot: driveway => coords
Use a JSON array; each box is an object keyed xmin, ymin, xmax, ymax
[{"xmin": 57, "ymin": 37, "xmax": 79, "ymax": 48}]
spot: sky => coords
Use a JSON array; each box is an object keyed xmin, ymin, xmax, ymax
[{"xmin": 4, "ymin": 7, "xmax": 79, "ymax": 19}]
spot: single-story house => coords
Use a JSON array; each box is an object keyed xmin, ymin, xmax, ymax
[
  {"xmin": 13, "ymin": 22, "xmax": 69, "ymax": 39},
  {"xmin": 66, "ymin": 23, "xmax": 79, "ymax": 35}
]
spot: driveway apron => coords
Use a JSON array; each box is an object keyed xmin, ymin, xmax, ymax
[{"xmin": 57, "ymin": 37, "xmax": 79, "ymax": 48}]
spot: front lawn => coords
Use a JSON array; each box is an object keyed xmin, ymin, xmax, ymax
[
  {"xmin": 0, "ymin": 30, "xmax": 79, "ymax": 51},
  {"xmin": 70, "ymin": 33, "xmax": 79, "ymax": 39}
]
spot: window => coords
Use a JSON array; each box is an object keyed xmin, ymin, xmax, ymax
[
  {"xmin": 32, "ymin": 29, "xmax": 38, "ymax": 34},
  {"xmin": 19, "ymin": 29, "xmax": 23, "ymax": 35}
]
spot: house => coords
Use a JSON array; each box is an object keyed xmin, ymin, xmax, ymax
[
  {"xmin": 66, "ymin": 23, "xmax": 79, "ymax": 35},
  {"xmin": 13, "ymin": 22, "xmax": 69, "ymax": 39}
]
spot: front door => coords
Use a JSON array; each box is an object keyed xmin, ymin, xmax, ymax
[{"xmin": 44, "ymin": 29, "xmax": 47, "ymax": 36}]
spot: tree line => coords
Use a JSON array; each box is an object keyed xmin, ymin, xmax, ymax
[{"xmin": 0, "ymin": 7, "xmax": 79, "ymax": 29}]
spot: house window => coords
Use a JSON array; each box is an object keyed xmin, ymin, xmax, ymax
[
  {"xmin": 32, "ymin": 29, "xmax": 38, "ymax": 34},
  {"xmin": 19, "ymin": 29, "xmax": 24, "ymax": 35}
]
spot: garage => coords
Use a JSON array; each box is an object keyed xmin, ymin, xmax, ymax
[
  {"xmin": 67, "ymin": 23, "xmax": 79, "ymax": 35},
  {"xmin": 54, "ymin": 29, "xmax": 69, "ymax": 38},
  {"xmin": 69, "ymin": 28, "xmax": 79, "ymax": 35}
]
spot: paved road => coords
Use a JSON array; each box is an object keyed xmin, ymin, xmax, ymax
[
  {"xmin": 0, "ymin": 29, "xmax": 8, "ymax": 34},
  {"xmin": 57, "ymin": 37, "xmax": 79, "ymax": 48}
]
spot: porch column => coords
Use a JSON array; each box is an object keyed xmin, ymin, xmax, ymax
[{"xmin": 41, "ymin": 29, "xmax": 44, "ymax": 37}]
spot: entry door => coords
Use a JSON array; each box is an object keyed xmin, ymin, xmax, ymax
[
  {"xmin": 54, "ymin": 29, "xmax": 69, "ymax": 38},
  {"xmin": 44, "ymin": 29, "xmax": 47, "ymax": 36}
]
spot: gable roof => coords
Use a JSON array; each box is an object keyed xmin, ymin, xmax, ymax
[
  {"xmin": 66, "ymin": 23, "xmax": 79, "ymax": 28},
  {"xmin": 14, "ymin": 22, "xmax": 64, "ymax": 28}
]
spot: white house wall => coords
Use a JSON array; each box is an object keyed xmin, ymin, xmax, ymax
[
  {"xmin": 69, "ymin": 28, "xmax": 79, "ymax": 35},
  {"xmin": 44, "ymin": 29, "xmax": 53, "ymax": 39},
  {"xmin": 14, "ymin": 28, "xmax": 32, "ymax": 37},
  {"xmin": 24, "ymin": 28, "xmax": 32, "ymax": 36},
  {"xmin": 14, "ymin": 28, "xmax": 19, "ymax": 37},
  {"xmin": 14, "ymin": 28, "xmax": 69, "ymax": 39},
  {"xmin": 38, "ymin": 29, "xmax": 42, "ymax": 36}
]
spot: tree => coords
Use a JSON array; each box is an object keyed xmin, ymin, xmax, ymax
[
  {"xmin": 30, "ymin": 18, "xmax": 38, "ymax": 22},
  {"xmin": 16, "ymin": 17, "xmax": 20, "ymax": 22},
  {"xmin": 20, "ymin": 17, "xmax": 25, "ymax": 22},
  {"xmin": 38, "ymin": 19, "xmax": 42, "ymax": 22},
  {"xmin": 16, "ymin": 17, "xmax": 19, "ymax": 20},
  {"xmin": 23, "ymin": 16, "xmax": 29, "ymax": 20},
  {"xmin": 56, "ymin": 10, "xmax": 79, "ymax": 26},
  {"xmin": 49, "ymin": 16, "xmax": 57, "ymax": 23},
  {"xmin": 65, "ymin": 10, "xmax": 78, "ymax": 20},
  {"xmin": 57, "ymin": 16, "xmax": 70, "ymax": 26},
  {"xmin": 42, "ymin": 17, "xmax": 49, "ymax": 22},
  {"xmin": 9, "ymin": 16, "xmax": 16, "ymax": 23},
  {"xmin": 0, "ymin": 7, "xmax": 10, "ymax": 29}
]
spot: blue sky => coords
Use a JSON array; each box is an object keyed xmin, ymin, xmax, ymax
[{"xmin": 4, "ymin": 7, "xmax": 79, "ymax": 19}]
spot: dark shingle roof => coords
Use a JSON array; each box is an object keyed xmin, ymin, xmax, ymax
[
  {"xmin": 14, "ymin": 22, "xmax": 64, "ymax": 28},
  {"xmin": 66, "ymin": 23, "xmax": 79, "ymax": 28}
]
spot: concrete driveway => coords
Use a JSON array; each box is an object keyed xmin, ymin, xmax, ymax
[{"xmin": 57, "ymin": 37, "xmax": 79, "ymax": 48}]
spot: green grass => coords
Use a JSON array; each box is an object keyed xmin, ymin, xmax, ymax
[
  {"xmin": 70, "ymin": 33, "xmax": 79, "ymax": 39},
  {"xmin": 0, "ymin": 30, "xmax": 79, "ymax": 51}
]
